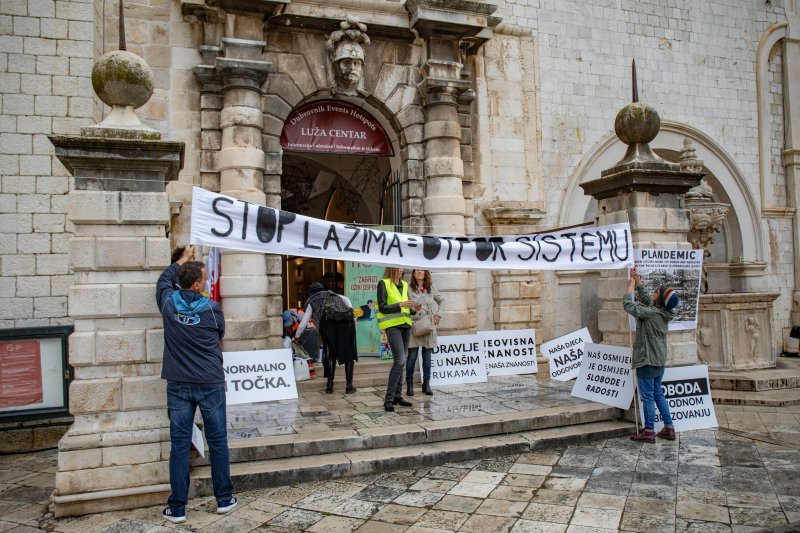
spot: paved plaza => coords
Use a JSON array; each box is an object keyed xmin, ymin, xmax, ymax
[{"xmin": 1, "ymin": 400, "xmax": 799, "ymax": 532}]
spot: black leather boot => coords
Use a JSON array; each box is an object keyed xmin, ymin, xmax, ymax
[
  {"xmin": 423, "ymin": 379, "xmax": 433, "ymax": 395},
  {"xmin": 325, "ymin": 361, "xmax": 336, "ymax": 394},
  {"xmin": 345, "ymin": 361, "xmax": 357, "ymax": 394},
  {"xmin": 407, "ymin": 381, "xmax": 414, "ymax": 396}
]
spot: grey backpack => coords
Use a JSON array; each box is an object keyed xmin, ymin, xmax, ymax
[{"xmin": 323, "ymin": 291, "xmax": 354, "ymax": 322}]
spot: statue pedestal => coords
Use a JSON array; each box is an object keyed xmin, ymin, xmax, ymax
[{"xmin": 697, "ymin": 292, "xmax": 780, "ymax": 371}]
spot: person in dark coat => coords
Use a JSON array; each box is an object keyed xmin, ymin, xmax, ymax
[{"xmin": 297, "ymin": 282, "xmax": 358, "ymax": 394}]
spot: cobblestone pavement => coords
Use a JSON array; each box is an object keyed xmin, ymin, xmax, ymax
[{"xmin": 1, "ymin": 404, "xmax": 799, "ymax": 532}]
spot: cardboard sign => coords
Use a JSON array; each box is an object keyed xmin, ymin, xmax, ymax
[
  {"xmin": 541, "ymin": 328, "xmax": 593, "ymax": 381},
  {"xmin": 191, "ymin": 423, "xmax": 206, "ymax": 458},
  {"xmin": 571, "ymin": 343, "xmax": 634, "ymax": 409},
  {"xmin": 630, "ymin": 248, "xmax": 703, "ymax": 331},
  {"xmin": 636, "ymin": 365, "xmax": 718, "ymax": 432},
  {"xmin": 479, "ymin": 329, "xmax": 537, "ymax": 376},
  {"xmin": 222, "ymin": 349, "xmax": 298, "ymax": 405},
  {"xmin": 429, "ymin": 335, "xmax": 487, "ymax": 386}
]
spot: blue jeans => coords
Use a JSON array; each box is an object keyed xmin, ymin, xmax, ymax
[
  {"xmin": 166, "ymin": 384, "xmax": 232, "ymax": 509},
  {"xmin": 384, "ymin": 326, "xmax": 410, "ymax": 403},
  {"xmin": 407, "ymin": 347, "xmax": 432, "ymax": 383},
  {"xmin": 637, "ymin": 372, "xmax": 673, "ymax": 430}
]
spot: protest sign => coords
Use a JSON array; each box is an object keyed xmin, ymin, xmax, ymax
[
  {"xmin": 571, "ymin": 343, "xmax": 634, "ymax": 409},
  {"xmin": 222, "ymin": 349, "xmax": 297, "ymax": 405},
  {"xmin": 430, "ymin": 335, "xmax": 488, "ymax": 386},
  {"xmin": 637, "ymin": 365, "xmax": 718, "ymax": 432},
  {"xmin": 191, "ymin": 424, "xmax": 205, "ymax": 458},
  {"xmin": 479, "ymin": 329, "xmax": 537, "ymax": 376},
  {"xmin": 630, "ymin": 248, "xmax": 703, "ymax": 331},
  {"xmin": 540, "ymin": 327, "xmax": 593, "ymax": 381},
  {"xmin": 190, "ymin": 187, "xmax": 634, "ymax": 271}
]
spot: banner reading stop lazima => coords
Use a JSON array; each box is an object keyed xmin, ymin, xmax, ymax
[
  {"xmin": 479, "ymin": 329, "xmax": 537, "ymax": 376},
  {"xmin": 571, "ymin": 343, "xmax": 635, "ymax": 409},
  {"xmin": 222, "ymin": 349, "xmax": 298, "ymax": 405},
  {"xmin": 429, "ymin": 335, "xmax": 488, "ymax": 386},
  {"xmin": 540, "ymin": 327, "xmax": 593, "ymax": 381},
  {"xmin": 636, "ymin": 365, "xmax": 718, "ymax": 432}
]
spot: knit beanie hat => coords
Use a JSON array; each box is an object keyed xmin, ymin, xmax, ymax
[
  {"xmin": 659, "ymin": 286, "xmax": 680, "ymax": 310},
  {"xmin": 309, "ymin": 282, "xmax": 325, "ymax": 295}
]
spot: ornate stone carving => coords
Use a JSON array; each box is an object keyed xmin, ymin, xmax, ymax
[
  {"xmin": 682, "ymin": 138, "xmax": 730, "ymax": 293},
  {"xmin": 326, "ymin": 17, "xmax": 370, "ymax": 96}
]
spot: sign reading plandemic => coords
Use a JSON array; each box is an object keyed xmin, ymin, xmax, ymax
[
  {"xmin": 222, "ymin": 349, "xmax": 298, "ymax": 405},
  {"xmin": 540, "ymin": 327, "xmax": 593, "ymax": 381},
  {"xmin": 571, "ymin": 343, "xmax": 634, "ymax": 409},
  {"xmin": 190, "ymin": 187, "xmax": 634, "ymax": 272},
  {"xmin": 429, "ymin": 335, "xmax": 488, "ymax": 386},
  {"xmin": 630, "ymin": 248, "xmax": 703, "ymax": 331},
  {"xmin": 636, "ymin": 365, "xmax": 718, "ymax": 432},
  {"xmin": 479, "ymin": 329, "xmax": 537, "ymax": 376}
]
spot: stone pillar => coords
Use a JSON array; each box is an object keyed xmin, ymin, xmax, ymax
[
  {"xmin": 783, "ymin": 25, "xmax": 800, "ymax": 334},
  {"xmin": 581, "ymin": 95, "xmax": 702, "ymax": 367},
  {"xmin": 421, "ymin": 70, "xmax": 475, "ymax": 334},
  {"xmin": 407, "ymin": 0, "xmax": 499, "ymax": 335},
  {"xmin": 49, "ymin": 49, "xmax": 184, "ymax": 516},
  {"xmin": 213, "ymin": 38, "xmax": 281, "ymax": 350}
]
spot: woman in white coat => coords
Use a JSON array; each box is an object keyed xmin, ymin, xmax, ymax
[{"xmin": 406, "ymin": 269, "xmax": 443, "ymax": 396}]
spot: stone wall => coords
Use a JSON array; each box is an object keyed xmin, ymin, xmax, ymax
[{"xmin": 0, "ymin": 0, "xmax": 98, "ymax": 329}]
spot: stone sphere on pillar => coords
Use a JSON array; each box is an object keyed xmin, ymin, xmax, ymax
[
  {"xmin": 91, "ymin": 50, "xmax": 154, "ymax": 109},
  {"xmin": 614, "ymin": 102, "xmax": 660, "ymax": 146}
]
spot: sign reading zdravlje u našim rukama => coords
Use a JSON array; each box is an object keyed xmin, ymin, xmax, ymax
[
  {"xmin": 429, "ymin": 335, "xmax": 488, "ymax": 386},
  {"xmin": 636, "ymin": 365, "xmax": 717, "ymax": 432},
  {"xmin": 479, "ymin": 329, "xmax": 537, "ymax": 376},
  {"xmin": 571, "ymin": 343, "xmax": 634, "ymax": 409},
  {"xmin": 222, "ymin": 349, "xmax": 298, "ymax": 405},
  {"xmin": 190, "ymin": 187, "xmax": 634, "ymax": 271},
  {"xmin": 540, "ymin": 327, "xmax": 593, "ymax": 381}
]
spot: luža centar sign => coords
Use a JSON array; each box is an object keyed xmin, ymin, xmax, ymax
[{"xmin": 190, "ymin": 187, "xmax": 634, "ymax": 271}]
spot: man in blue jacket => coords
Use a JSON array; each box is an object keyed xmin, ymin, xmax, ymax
[{"xmin": 156, "ymin": 245, "xmax": 236, "ymax": 523}]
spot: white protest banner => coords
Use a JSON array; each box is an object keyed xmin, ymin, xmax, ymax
[
  {"xmin": 479, "ymin": 329, "xmax": 537, "ymax": 376},
  {"xmin": 637, "ymin": 365, "xmax": 718, "ymax": 432},
  {"xmin": 222, "ymin": 349, "xmax": 297, "ymax": 405},
  {"xmin": 191, "ymin": 424, "xmax": 205, "ymax": 458},
  {"xmin": 190, "ymin": 187, "xmax": 634, "ymax": 271},
  {"xmin": 571, "ymin": 343, "xmax": 634, "ymax": 409},
  {"xmin": 629, "ymin": 248, "xmax": 703, "ymax": 331},
  {"xmin": 540, "ymin": 327, "xmax": 593, "ymax": 381},
  {"xmin": 430, "ymin": 335, "xmax": 487, "ymax": 386}
]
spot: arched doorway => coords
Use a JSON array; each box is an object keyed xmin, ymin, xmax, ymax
[{"xmin": 278, "ymin": 98, "xmax": 401, "ymax": 311}]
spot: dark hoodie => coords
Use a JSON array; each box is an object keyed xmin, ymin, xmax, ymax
[{"xmin": 156, "ymin": 262, "xmax": 225, "ymax": 385}]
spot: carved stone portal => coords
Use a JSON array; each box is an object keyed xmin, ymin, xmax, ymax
[{"xmin": 326, "ymin": 17, "xmax": 369, "ymax": 96}]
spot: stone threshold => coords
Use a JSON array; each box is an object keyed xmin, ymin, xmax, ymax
[
  {"xmin": 711, "ymin": 387, "xmax": 800, "ymax": 407},
  {"xmin": 194, "ymin": 403, "xmax": 621, "ymax": 466},
  {"xmin": 709, "ymin": 357, "xmax": 800, "ymax": 392},
  {"xmin": 189, "ymin": 419, "xmax": 633, "ymax": 496}
]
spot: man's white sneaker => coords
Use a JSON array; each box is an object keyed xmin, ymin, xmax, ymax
[{"xmin": 162, "ymin": 507, "xmax": 186, "ymax": 523}]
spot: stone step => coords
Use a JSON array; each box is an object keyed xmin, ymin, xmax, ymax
[
  {"xmin": 189, "ymin": 419, "xmax": 634, "ymax": 496},
  {"xmin": 709, "ymin": 357, "xmax": 800, "ymax": 392},
  {"xmin": 711, "ymin": 387, "xmax": 800, "ymax": 407},
  {"xmin": 195, "ymin": 403, "xmax": 621, "ymax": 466}
]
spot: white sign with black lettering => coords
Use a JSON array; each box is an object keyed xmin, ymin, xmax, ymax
[
  {"xmin": 636, "ymin": 365, "xmax": 718, "ymax": 432},
  {"xmin": 479, "ymin": 329, "xmax": 537, "ymax": 376},
  {"xmin": 429, "ymin": 335, "xmax": 488, "ymax": 386},
  {"xmin": 571, "ymin": 343, "xmax": 634, "ymax": 409},
  {"xmin": 541, "ymin": 328, "xmax": 593, "ymax": 381},
  {"xmin": 222, "ymin": 349, "xmax": 297, "ymax": 405}
]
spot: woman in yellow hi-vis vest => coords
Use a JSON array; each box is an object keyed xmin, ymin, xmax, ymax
[{"xmin": 377, "ymin": 266, "xmax": 419, "ymax": 412}]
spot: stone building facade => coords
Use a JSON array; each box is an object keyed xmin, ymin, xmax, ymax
[{"xmin": 1, "ymin": 0, "xmax": 800, "ymax": 513}]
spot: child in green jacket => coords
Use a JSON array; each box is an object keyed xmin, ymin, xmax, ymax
[{"xmin": 623, "ymin": 267, "xmax": 679, "ymax": 443}]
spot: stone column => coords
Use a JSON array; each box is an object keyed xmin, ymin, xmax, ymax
[
  {"xmin": 420, "ymin": 69, "xmax": 475, "ymax": 334},
  {"xmin": 213, "ymin": 39, "xmax": 281, "ymax": 350},
  {"xmin": 783, "ymin": 27, "xmax": 800, "ymax": 335},
  {"xmin": 581, "ymin": 96, "xmax": 702, "ymax": 367},
  {"xmin": 49, "ymin": 50, "xmax": 184, "ymax": 516}
]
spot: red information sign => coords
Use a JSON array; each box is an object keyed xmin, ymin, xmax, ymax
[
  {"xmin": 280, "ymin": 100, "xmax": 394, "ymax": 156},
  {"xmin": 0, "ymin": 340, "xmax": 43, "ymax": 407}
]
